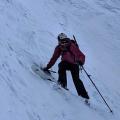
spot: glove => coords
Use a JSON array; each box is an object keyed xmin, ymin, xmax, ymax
[
  {"xmin": 43, "ymin": 67, "xmax": 49, "ymax": 71},
  {"xmin": 78, "ymin": 61, "xmax": 84, "ymax": 66},
  {"xmin": 42, "ymin": 67, "xmax": 51, "ymax": 74}
]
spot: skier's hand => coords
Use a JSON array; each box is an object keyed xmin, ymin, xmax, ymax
[
  {"xmin": 78, "ymin": 61, "xmax": 83, "ymax": 66},
  {"xmin": 43, "ymin": 67, "xmax": 51, "ymax": 75},
  {"xmin": 43, "ymin": 67, "xmax": 49, "ymax": 72}
]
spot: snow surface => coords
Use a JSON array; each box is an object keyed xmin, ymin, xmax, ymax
[{"xmin": 0, "ymin": 0, "xmax": 120, "ymax": 120}]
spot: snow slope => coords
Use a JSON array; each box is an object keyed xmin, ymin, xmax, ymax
[{"xmin": 0, "ymin": 0, "xmax": 120, "ymax": 120}]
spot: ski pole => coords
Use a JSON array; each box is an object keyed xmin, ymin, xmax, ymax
[
  {"xmin": 72, "ymin": 35, "xmax": 113, "ymax": 113},
  {"xmin": 73, "ymin": 35, "xmax": 77, "ymax": 43},
  {"xmin": 73, "ymin": 35, "xmax": 79, "ymax": 47},
  {"xmin": 49, "ymin": 70, "xmax": 57, "ymax": 73},
  {"xmin": 81, "ymin": 66, "xmax": 113, "ymax": 113}
]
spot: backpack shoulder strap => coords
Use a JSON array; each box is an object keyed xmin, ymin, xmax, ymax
[{"xmin": 70, "ymin": 40, "xmax": 79, "ymax": 48}]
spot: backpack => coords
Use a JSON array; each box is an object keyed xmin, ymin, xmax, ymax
[
  {"xmin": 59, "ymin": 39, "xmax": 78, "ymax": 52},
  {"xmin": 59, "ymin": 39, "xmax": 85, "ymax": 65},
  {"xmin": 70, "ymin": 40, "xmax": 79, "ymax": 48}
]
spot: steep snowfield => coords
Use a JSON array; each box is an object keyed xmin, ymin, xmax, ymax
[{"xmin": 0, "ymin": 0, "xmax": 120, "ymax": 120}]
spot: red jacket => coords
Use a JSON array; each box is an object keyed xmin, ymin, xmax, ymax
[{"xmin": 46, "ymin": 41, "xmax": 85, "ymax": 69}]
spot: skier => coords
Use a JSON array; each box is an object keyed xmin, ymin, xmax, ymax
[{"xmin": 43, "ymin": 33, "xmax": 89, "ymax": 100}]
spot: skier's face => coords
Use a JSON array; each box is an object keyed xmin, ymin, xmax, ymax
[{"xmin": 58, "ymin": 39, "xmax": 67, "ymax": 44}]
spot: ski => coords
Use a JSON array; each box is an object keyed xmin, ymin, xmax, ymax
[
  {"xmin": 31, "ymin": 63, "xmax": 92, "ymax": 108},
  {"xmin": 31, "ymin": 63, "xmax": 69, "ymax": 91}
]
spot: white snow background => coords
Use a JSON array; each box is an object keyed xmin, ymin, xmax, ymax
[{"xmin": 0, "ymin": 0, "xmax": 120, "ymax": 120}]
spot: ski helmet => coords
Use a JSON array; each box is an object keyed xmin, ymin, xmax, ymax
[{"xmin": 58, "ymin": 33, "xmax": 67, "ymax": 41}]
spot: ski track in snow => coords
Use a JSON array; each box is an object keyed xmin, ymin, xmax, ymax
[{"xmin": 0, "ymin": 0, "xmax": 120, "ymax": 120}]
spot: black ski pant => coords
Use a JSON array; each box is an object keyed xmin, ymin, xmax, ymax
[{"xmin": 58, "ymin": 61, "xmax": 89, "ymax": 99}]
